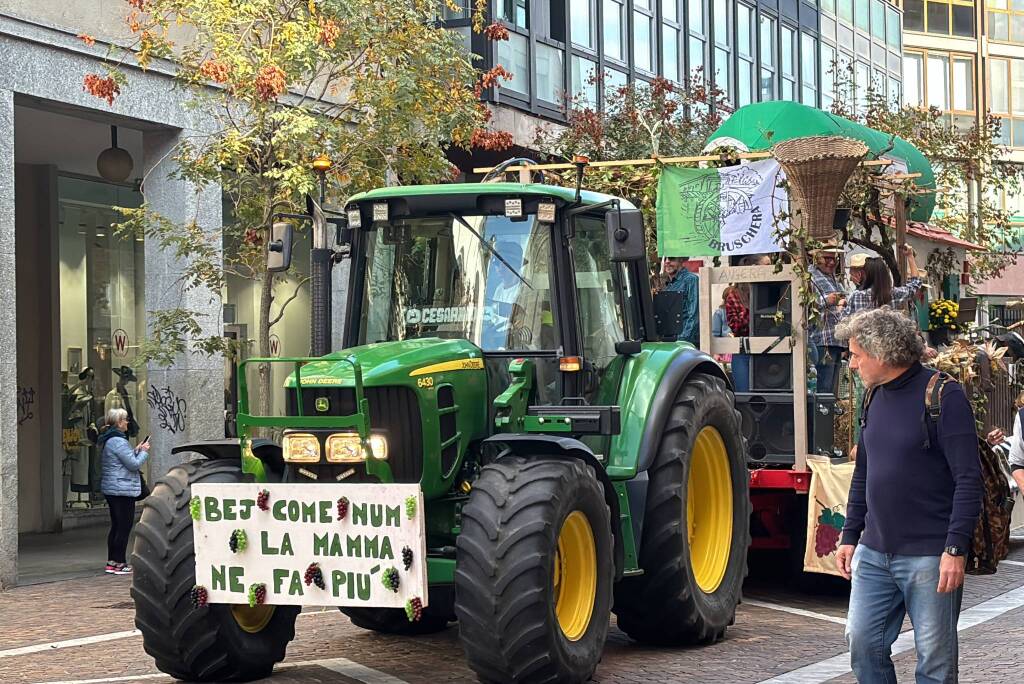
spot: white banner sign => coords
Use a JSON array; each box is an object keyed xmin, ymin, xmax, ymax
[{"xmin": 192, "ymin": 483, "xmax": 428, "ymax": 607}]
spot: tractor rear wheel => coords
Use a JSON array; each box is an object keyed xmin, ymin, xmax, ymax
[
  {"xmin": 131, "ymin": 459, "xmax": 299, "ymax": 681},
  {"xmin": 341, "ymin": 606, "xmax": 451, "ymax": 634},
  {"xmin": 455, "ymin": 456, "xmax": 613, "ymax": 684},
  {"xmin": 615, "ymin": 373, "xmax": 749, "ymax": 646}
]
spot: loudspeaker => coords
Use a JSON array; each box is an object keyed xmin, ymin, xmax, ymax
[
  {"xmin": 751, "ymin": 282, "xmax": 791, "ymax": 337},
  {"xmin": 737, "ymin": 392, "xmax": 839, "ymax": 465},
  {"xmin": 750, "ymin": 354, "xmax": 792, "ymax": 391}
]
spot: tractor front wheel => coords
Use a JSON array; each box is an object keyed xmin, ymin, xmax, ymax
[
  {"xmin": 614, "ymin": 372, "xmax": 749, "ymax": 645},
  {"xmin": 131, "ymin": 459, "xmax": 299, "ymax": 681},
  {"xmin": 455, "ymin": 456, "xmax": 613, "ymax": 684}
]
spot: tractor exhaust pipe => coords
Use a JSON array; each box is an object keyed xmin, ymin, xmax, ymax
[{"xmin": 308, "ymin": 194, "xmax": 332, "ymax": 357}]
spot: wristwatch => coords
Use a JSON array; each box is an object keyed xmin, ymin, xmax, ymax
[{"xmin": 944, "ymin": 545, "xmax": 965, "ymax": 557}]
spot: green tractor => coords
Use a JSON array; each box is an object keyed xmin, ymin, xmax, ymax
[{"xmin": 130, "ymin": 172, "xmax": 750, "ymax": 683}]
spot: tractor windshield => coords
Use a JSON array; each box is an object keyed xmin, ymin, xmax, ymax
[{"xmin": 357, "ymin": 213, "xmax": 556, "ymax": 351}]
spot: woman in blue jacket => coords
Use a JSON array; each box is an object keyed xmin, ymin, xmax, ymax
[{"xmin": 98, "ymin": 408, "xmax": 150, "ymax": 575}]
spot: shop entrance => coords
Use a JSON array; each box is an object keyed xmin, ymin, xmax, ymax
[{"xmin": 14, "ymin": 104, "xmax": 148, "ymax": 583}]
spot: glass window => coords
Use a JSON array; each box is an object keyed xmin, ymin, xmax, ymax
[
  {"xmin": 838, "ymin": 0, "xmax": 854, "ymax": 23},
  {"xmin": 664, "ymin": 26, "xmax": 680, "ymax": 82},
  {"xmin": 926, "ymin": 53, "xmax": 949, "ymax": 110},
  {"xmin": 1014, "ymin": 13, "xmax": 1024, "ymax": 41},
  {"xmin": 992, "ymin": 59, "xmax": 1010, "ymax": 114},
  {"xmin": 854, "ymin": 61, "xmax": 869, "ymax": 110},
  {"xmin": 571, "ymin": 216, "xmax": 626, "ymax": 376},
  {"xmin": 821, "ymin": 43, "xmax": 836, "ymax": 107},
  {"xmin": 571, "ymin": 55, "xmax": 599, "ymax": 106},
  {"xmin": 855, "ymin": 1, "xmax": 870, "ymax": 31},
  {"xmin": 888, "ymin": 77, "xmax": 901, "ymax": 106},
  {"xmin": 952, "ymin": 57, "xmax": 973, "ymax": 111},
  {"xmin": 739, "ymin": 60, "xmax": 753, "ymax": 105},
  {"xmin": 358, "ymin": 214, "xmax": 555, "ymax": 352},
  {"xmin": 951, "ymin": 4, "xmax": 974, "ymax": 36},
  {"xmin": 603, "ymin": 67, "xmax": 628, "ymax": 98},
  {"xmin": 760, "ymin": 15, "xmax": 774, "ymax": 66},
  {"xmin": 1013, "ymin": 60, "xmax": 1024, "ymax": 114},
  {"xmin": 634, "ymin": 11, "xmax": 653, "ymax": 71},
  {"xmin": 604, "ymin": 0, "xmax": 624, "ymax": 61},
  {"xmin": 904, "ymin": 0, "xmax": 924, "ymax": 31},
  {"xmin": 571, "ymin": 0, "xmax": 594, "ymax": 48},
  {"xmin": 927, "ymin": 2, "xmax": 950, "ymax": 34},
  {"xmin": 536, "ymin": 43, "xmax": 564, "ymax": 103},
  {"xmin": 689, "ymin": 35, "xmax": 705, "ymax": 74},
  {"xmin": 497, "ymin": 0, "xmax": 529, "ymax": 29},
  {"xmin": 991, "ymin": 11, "xmax": 1010, "ymax": 40},
  {"xmin": 664, "ymin": 0, "xmax": 678, "ymax": 23},
  {"xmin": 760, "ymin": 67, "xmax": 775, "ymax": 101},
  {"xmin": 58, "ymin": 176, "xmax": 149, "ymax": 502},
  {"xmin": 737, "ymin": 4, "xmax": 752, "ymax": 58},
  {"xmin": 801, "ymin": 33, "xmax": 816, "ymax": 88},
  {"xmin": 688, "ymin": 0, "xmax": 704, "ymax": 34},
  {"xmin": 904, "ymin": 52, "xmax": 924, "ymax": 106},
  {"xmin": 496, "ymin": 32, "xmax": 529, "ymax": 94},
  {"xmin": 713, "ymin": 0, "xmax": 729, "ymax": 47},
  {"xmin": 870, "ymin": 0, "xmax": 885, "ymax": 40},
  {"xmin": 715, "ymin": 47, "xmax": 731, "ymax": 99},
  {"xmin": 781, "ymin": 26, "xmax": 796, "ymax": 100},
  {"xmin": 886, "ymin": 5, "xmax": 902, "ymax": 48}
]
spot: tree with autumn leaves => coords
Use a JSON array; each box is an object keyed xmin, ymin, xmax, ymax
[{"xmin": 81, "ymin": 0, "xmax": 513, "ymax": 414}]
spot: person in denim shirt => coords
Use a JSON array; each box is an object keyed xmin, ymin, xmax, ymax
[
  {"xmin": 662, "ymin": 256, "xmax": 700, "ymax": 347},
  {"xmin": 98, "ymin": 408, "xmax": 150, "ymax": 575}
]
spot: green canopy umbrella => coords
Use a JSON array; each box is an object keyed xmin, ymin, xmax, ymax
[{"xmin": 705, "ymin": 101, "xmax": 936, "ymax": 222}]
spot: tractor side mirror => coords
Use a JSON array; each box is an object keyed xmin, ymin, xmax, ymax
[
  {"xmin": 607, "ymin": 207, "xmax": 645, "ymax": 262},
  {"xmin": 267, "ymin": 221, "xmax": 293, "ymax": 272}
]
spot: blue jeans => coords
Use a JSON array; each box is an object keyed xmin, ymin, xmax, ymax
[
  {"xmin": 815, "ymin": 345, "xmax": 843, "ymax": 395},
  {"xmin": 847, "ymin": 545, "xmax": 963, "ymax": 684}
]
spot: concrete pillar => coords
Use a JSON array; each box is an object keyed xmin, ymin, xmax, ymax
[
  {"xmin": 142, "ymin": 129, "xmax": 224, "ymax": 481},
  {"xmin": 0, "ymin": 87, "xmax": 18, "ymax": 590}
]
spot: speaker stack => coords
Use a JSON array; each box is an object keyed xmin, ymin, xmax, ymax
[{"xmin": 738, "ymin": 283, "xmax": 837, "ymax": 465}]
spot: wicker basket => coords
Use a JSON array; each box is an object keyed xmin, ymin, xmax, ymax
[{"xmin": 772, "ymin": 136, "xmax": 868, "ymax": 239}]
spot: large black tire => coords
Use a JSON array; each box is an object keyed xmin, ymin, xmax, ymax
[
  {"xmin": 455, "ymin": 457, "xmax": 614, "ymax": 684},
  {"xmin": 614, "ymin": 373, "xmax": 750, "ymax": 645},
  {"xmin": 341, "ymin": 606, "xmax": 451, "ymax": 635},
  {"xmin": 131, "ymin": 459, "xmax": 300, "ymax": 681}
]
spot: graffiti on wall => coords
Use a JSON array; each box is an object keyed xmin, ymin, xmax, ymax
[
  {"xmin": 17, "ymin": 386, "xmax": 35, "ymax": 426},
  {"xmin": 147, "ymin": 385, "xmax": 187, "ymax": 434}
]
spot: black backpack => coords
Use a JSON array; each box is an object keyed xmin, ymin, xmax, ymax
[{"xmin": 861, "ymin": 372, "xmax": 1013, "ymax": 575}]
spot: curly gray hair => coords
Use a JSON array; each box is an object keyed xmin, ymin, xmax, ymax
[{"xmin": 834, "ymin": 307, "xmax": 925, "ymax": 367}]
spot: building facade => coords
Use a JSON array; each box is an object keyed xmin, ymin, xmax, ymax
[
  {"xmin": 453, "ymin": 0, "xmax": 904, "ymax": 150},
  {"xmin": 0, "ymin": 2, "xmax": 225, "ymax": 589}
]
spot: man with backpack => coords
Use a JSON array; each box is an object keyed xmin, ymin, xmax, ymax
[{"xmin": 834, "ymin": 307, "xmax": 983, "ymax": 684}]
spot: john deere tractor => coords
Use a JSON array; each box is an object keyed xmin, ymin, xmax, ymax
[{"xmin": 130, "ymin": 172, "xmax": 749, "ymax": 683}]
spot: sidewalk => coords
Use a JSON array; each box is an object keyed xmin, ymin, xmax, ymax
[{"xmin": 17, "ymin": 524, "xmax": 134, "ymax": 586}]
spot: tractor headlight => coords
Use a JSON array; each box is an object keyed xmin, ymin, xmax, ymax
[
  {"xmin": 282, "ymin": 433, "xmax": 321, "ymax": 463},
  {"xmin": 326, "ymin": 433, "xmax": 388, "ymax": 462}
]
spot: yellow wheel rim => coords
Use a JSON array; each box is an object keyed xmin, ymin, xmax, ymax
[
  {"xmin": 553, "ymin": 510, "xmax": 597, "ymax": 641},
  {"xmin": 230, "ymin": 604, "xmax": 275, "ymax": 633},
  {"xmin": 687, "ymin": 426, "xmax": 733, "ymax": 594}
]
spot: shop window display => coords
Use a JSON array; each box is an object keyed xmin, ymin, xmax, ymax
[{"xmin": 58, "ymin": 176, "xmax": 148, "ymax": 509}]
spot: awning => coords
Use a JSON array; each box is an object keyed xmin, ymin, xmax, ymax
[{"xmin": 705, "ymin": 101, "xmax": 936, "ymax": 223}]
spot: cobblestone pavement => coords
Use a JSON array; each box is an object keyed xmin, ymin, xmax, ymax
[{"xmin": 2, "ymin": 539, "xmax": 1023, "ymax": 684}]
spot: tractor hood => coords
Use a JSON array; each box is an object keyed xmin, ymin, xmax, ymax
[{"xmin": 285, "ymin": 338, "xmax": 484, "ymax": 388}]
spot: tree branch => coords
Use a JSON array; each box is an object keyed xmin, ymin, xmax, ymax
[{"xmin": 268, "ymin": 276, "xmax": 311, "ymax": 328}]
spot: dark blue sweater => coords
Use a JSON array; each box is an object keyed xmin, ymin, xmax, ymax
[{"xmin": 841, "ymin": 362, "xmax": 982, "ymax": 555}]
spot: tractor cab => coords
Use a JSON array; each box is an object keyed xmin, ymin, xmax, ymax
[{"xmin": 341, "ymin": 183, "xmax": 653, "ymax": 411}]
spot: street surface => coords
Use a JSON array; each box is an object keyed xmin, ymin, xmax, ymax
[{"xmin": 2, "ymin": 538, "xmax": 1023, "ymax": 684}]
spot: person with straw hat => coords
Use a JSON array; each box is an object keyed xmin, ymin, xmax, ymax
[{"xmin": 808, "ymin": 239, "xmax": 847, "ymax": 394}]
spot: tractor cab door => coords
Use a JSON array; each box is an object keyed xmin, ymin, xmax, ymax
[{"xmin": 565, "ymin": 213, "xmax": 633, "ymax": 407}]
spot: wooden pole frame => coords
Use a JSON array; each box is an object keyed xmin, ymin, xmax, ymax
[
  {"xmin": 473, "ymin": 156, "xmax": 893, "ymax": 175},
  {"xmin": 699, "ymin": 264, "xmax": 810, "ymax": 471}
]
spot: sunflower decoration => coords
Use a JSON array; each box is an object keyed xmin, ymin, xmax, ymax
[{"xmin": 929, "ymin": 299, "xmax": 960, "ymax": 332}]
